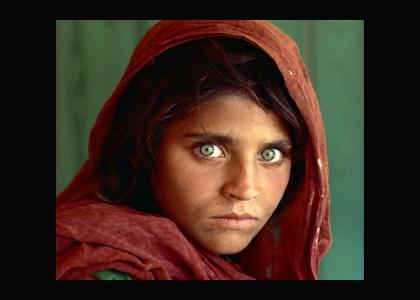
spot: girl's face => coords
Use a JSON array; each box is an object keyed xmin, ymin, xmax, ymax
[{"xmin": 150, "ymin": 92, "xmax": 292, "ymax": 255}]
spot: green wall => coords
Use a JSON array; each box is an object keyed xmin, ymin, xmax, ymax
[{"xmin": 56, "ymin": 20, "xmax": 364, "ymax": 280}]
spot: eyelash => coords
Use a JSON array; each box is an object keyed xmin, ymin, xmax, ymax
[{"xmin": 192, "ymin": 141, "xmax": 287, "ymax": 165}]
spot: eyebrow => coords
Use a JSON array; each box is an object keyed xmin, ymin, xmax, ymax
[{"xmin": 183, "ymin": 132, "xmax": 292, "ymax": 150}]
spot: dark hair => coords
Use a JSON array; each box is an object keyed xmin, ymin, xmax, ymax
[{"xmin": 95, "ymin": 37, "xmax": 308, "ymax": 213}]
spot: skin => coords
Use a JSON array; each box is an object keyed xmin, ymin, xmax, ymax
[{"xmin": 150, "ymin": 92, "xmax": 292, "ymax": 255}]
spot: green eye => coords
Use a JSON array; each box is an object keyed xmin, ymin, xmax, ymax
[
  {"xmin": 200, "ymin": 144, "xmax": 215, "ymax": 156},
  {"xmin": 262, "ymin": 149, "xmax": 275, "ymax": 161},
  {"xmin": 261, "ymin": 148, "xmax": 282, "ymax": 162},
  {"xmin": 198, "ymin": 143, "xmax": 224, "ymax": 158}
]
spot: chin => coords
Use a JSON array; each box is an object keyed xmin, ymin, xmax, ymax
[
  {"xmin": 218, "ymin": 248, "xmax": 245, "ymax": 255},
  {"xmin": 206, "ymin": 239, "xmax": 250, "ymax": 255}
]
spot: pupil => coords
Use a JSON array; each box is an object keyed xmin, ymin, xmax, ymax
[
  {"xmin": 264, "ymin": 149, "xmax": 274, "ymax": 161},
  {"xmin": 201, "ymin": 144, "xmax": 214, "ymax": 156}
]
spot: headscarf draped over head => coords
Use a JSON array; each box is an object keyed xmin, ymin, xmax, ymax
[{"xmin": 56, "ymin": 20, "xmax": 332, "ymax": 280}]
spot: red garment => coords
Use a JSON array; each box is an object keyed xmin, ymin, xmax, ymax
[{"xmin": 56, "ymin": 20, "xmax": 332, "ymax": 280}]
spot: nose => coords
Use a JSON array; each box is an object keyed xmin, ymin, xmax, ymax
[{"xmin": 221, "ymin": 159, "xmax": 259, "ymax": 201}]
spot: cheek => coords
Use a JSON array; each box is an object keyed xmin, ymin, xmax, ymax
[
  {"xmin": 152, "ymin": 145, "xmax": 220, "ymax": 214},
  {"xmin": 259, "ymin": 162, "xmax": 291, "ymax": 212}
]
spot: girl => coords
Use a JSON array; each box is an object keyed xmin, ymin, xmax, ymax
[{"xmin": 56, "ymin": 20, "xmax": 332, "ymax": 280}]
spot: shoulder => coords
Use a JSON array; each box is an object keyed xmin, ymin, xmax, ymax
[
  {"xmin": 57, "ymin": 199, "xmax": 180, "ymax": 235},
  {"xmin": 92, "ymin": 269, "xmax": 132, "ymax": 280}
]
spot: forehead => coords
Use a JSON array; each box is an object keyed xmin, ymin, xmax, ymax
[{"xmin": 169, "ymin": 93, "xmax": 290, "ymax": 140}]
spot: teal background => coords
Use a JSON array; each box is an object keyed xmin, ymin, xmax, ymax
[{"xmin": 56, "ymin": 20, "xmax": 364, "ymax": 280}]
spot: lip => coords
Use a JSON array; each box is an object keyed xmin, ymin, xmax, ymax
[
  {"xmin": 211, "ymin": 212, "xmax": 257, "ymax": 229},
  {"xmin": 215, "ymin": 212, "xmax": 257, "ymax": 220}
]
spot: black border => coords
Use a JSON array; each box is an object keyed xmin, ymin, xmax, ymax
[{"xmin": 21, "ymin": 16, "xmax": 399, "ymax": 298}]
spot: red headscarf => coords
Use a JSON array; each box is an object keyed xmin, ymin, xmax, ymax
[{"xmin": 56, "ymin": 20, "xmax": 332, "ymax": 280}]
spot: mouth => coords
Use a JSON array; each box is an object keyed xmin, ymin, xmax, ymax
[
  {"xmin": 215, "ymin": 212, "xmax": 257, "ymax": 220},
  {"xmin": 211, "ymin": 212, "xmax": 257, "ymax": 229}
]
